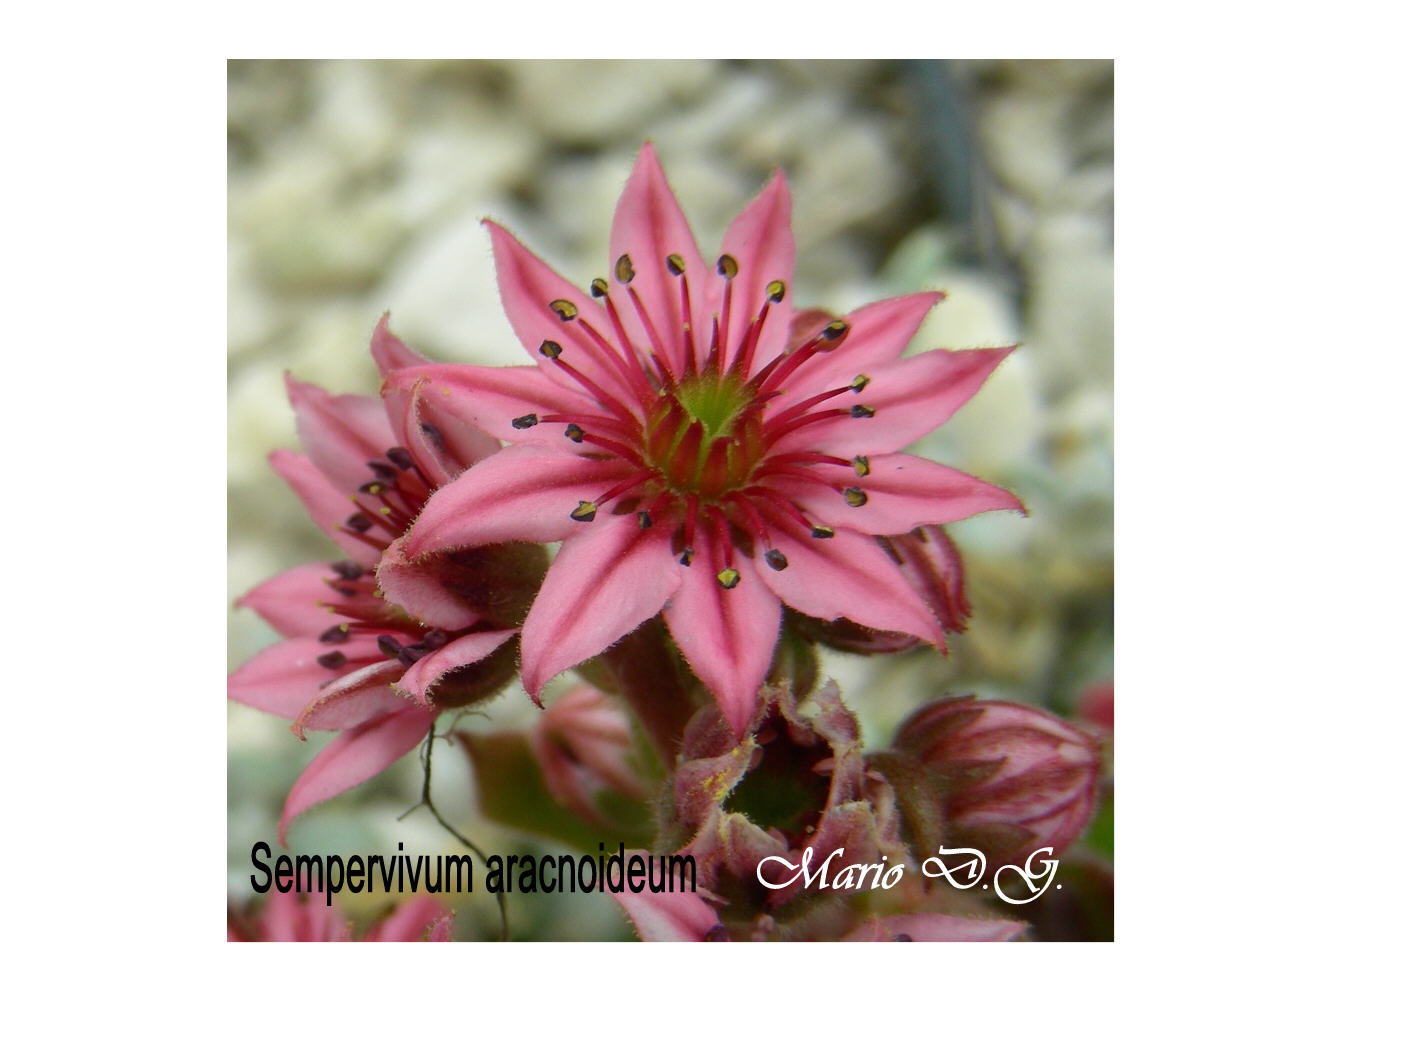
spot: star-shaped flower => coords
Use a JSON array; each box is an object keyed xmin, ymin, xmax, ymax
[{"xmin": 382, "ymin": 144, "xmax": 1022, "ymax": 736}]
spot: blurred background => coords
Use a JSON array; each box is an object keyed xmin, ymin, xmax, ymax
[{"xmin": 228, "ymin": 59, "xmax": 1113, "ymax": 940}]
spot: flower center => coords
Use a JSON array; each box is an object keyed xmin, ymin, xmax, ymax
[
  {"xmin": 642, "ymin": 372, "xmax": 764, "ymax": 499},
  {"xmin": 674, "ymin": 372, "xmax": 748, "ymax": 442}
]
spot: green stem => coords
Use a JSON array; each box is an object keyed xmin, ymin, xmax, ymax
[{"xmin": 602, "ymin": 617, "xmax": 695, "ymax": 771}]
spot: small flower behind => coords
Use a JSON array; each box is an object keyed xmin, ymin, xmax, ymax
[
  {"xmin": 228, "ymin": 319, "xmax": 546, "ymax": 844},
  {"xmin": 228, "ymin": 888, "xmax": 453, "ymax": 942},
  {"xmin": 382, "ymin": 144, "xmax": 1023, "ymax": 737}
]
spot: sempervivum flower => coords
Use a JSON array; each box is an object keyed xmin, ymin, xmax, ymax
[
  {"xmin": 228, "ymin": 889, "xmax": 453, "ymax": 942},
  {"xmin": 891, "ymin": 696, "xmax": 1101, "ymax": 870},
  {"xmin": 382, "ymin": 144, "xmax": 1022, "ymax": 736},
  {"xmin": 228, "ymin": 318, "xmax": 543, "ymax": 844}
]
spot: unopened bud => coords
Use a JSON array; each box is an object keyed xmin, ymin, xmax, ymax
[{"xmin": 892, "ymin": 698, "xmax": 1100, "ymax": 868}]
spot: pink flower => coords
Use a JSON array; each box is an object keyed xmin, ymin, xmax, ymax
[
  {"xmin": 891, "ymin": 697, "xmax": 1101, "ymax": 870},
  {"xmin": 382, "ymin": 144, "xmax": 1022, "ymax": 736},
  {"xmin": 228, "ymin": 888, "xmax": 453, "ymax": 942},
  {"xmin": 527, "ymin": 685, "xmax": 651, "ymax": 826},
  {"xmin": 228, "ymin": 318, "xmax": 535, "ymax": 844}
]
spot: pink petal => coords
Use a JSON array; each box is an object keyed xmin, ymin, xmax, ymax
[
  {"xmin": 394, "ymin": 628, "xmax": 519, "ymax": 707},
  {"xmin": 484, "ymin": 220, "xmax": 639, "ymax": 408},
  {"xmin": 279, "ymin": 706, "xmax": 435, "ymax": 845},
  {"xmin": 228, "ymin": 637, "xmax": 389, "ymax": 720},
  {"xmin": 258, "ymin": 889, "xmax": 351, "ymax": 942},
  {"xmin": 783, "ymin": 292, "xmax": 943, "ymax": 393},
  {"xmin": 843, "ymin": 913, "xmax": 1024, "ymax": 942},
  {"xmin": 380, "ymin": 373, "xmax": 500, "ymax": 488},
  {"xmin": 719, "ymin": 170, "xmax": 794, "ymax": 372},
  {"xmin": 424, "ymin": 914, "xmax": 455, "ymax": 942},
  {"xmin": 369, "ymin": 312, "xmax": 427, "ymax": 376},
  {"xmin": 664, "ymin": 522, "xmax": 781, "ymax": 738},
  {"xmin": 520, "ymin": 514, "xmax": 682, "ymax": 702},
  {"xmin": 292, "ymin": 659, "xmax": 407, "ymax": 737},
  {"xmin": 366, "ymin": 896, "xmax": 453, "ymax": 941},
  {"xmin": 381, "ymin": 361, "xmax": 600, "ymax": 449},
  {"xmin": 612, "ymin": 883, "xmax": 723, "ymax": 941},
  {"xmin": 268, "ymin": 450, "xmax": 382, "ymax": 566},
  {"xmin": 375, "ymin": 536, "xmax": 485, "ymax": 630},
  {"xmin": 752, "ymin": 515, "xmax": 943, "ymax": 646},
  {"xmin": 787, "ymin": 454, "xmax": 1024, "ymax": 536},
  {"xmin": 608, "ymin": 143, "xmax": 717, "ymax": 377},
  {"xmin": 775, "ymin": 345, "xmax": 1014, "ymax": 455},
  {"xmin": 235, "ymin": 562, "xmax": 343, "ymax": 637},
  {"xmin": 285, "ymin": 375, "xmax": 397, "ymax": 494},
  {"xmin": 400, "ymin": 443, "xmax": 636, "ymax": 558}
]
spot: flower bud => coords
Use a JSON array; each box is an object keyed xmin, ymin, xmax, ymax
[
  {"xmin": 892, "ymin": 697, "xmax": 1100, "ymax": 869},
  {"xmin": 528, "ymin": 686, "xmax": 651, "ymax": 826}
]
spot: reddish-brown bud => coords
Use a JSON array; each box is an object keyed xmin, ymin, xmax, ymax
[{"xmin": 892, "ymin": 697, "xmax": 1101, "ymax": 869}]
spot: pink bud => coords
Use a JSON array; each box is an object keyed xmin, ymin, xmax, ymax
[
  {"xmin": 894, "ymin": 697, "xmax": 1100, "ymax": 868},
  {"xmin": 528, "ymin": 686, "xmax": 650, "ymax": 825}
]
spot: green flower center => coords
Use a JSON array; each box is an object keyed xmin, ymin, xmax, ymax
[
  {"xmin": 674, "ymin": 372, "xmax": 750, "ymax": 443},
  {"xmin": 642, "ymin": 372, "xmax": 765, "ymax": 499}
]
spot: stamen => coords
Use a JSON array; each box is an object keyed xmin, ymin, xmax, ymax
[
  {"xmin": 419, "ymin": 422, "xmax": 446, "ymax": 448},
  {"xmin": 764, "ymin": 549, "xmax": 789, "ymax": 571},
  {"xmin": 683, "ymin": 494, "xmax": 699, "ymax": 557},
  {"xmin": 615, "ymin": 255, "xmax": 636, "ymax": 283},
  {"xmin": 570, "ymin": 500, "xmax": 598, "ymax": 522},
  {"xmin": 367, "ymin": 460, "xmax": 398, "ymax": 480},
  {"xmin": 626, "ymin": 286, "xmax": 676, "ymax": 387},
  {"xmin": 850, "ymin": 405, "xmax": 876, "ymax": 418},
  {"xmin": 331, "ymin": 560, "xmax": 364, "ymax": 580},
  {"xmin": 549, "ymin": 299, "xmax": 578, "ymax": 322},
  {"xmin": 590, "ymin": 278, "xmax": 609, "ymax": 298},
  {"xmin": 376, "ymin": 634, "xmax": 402, "ymax": 659},
  {"xmin": 766, "ymin": 280, "xmax": 786, "ymax": 303},
  {"xmin": 850, "ymin": 374, "xmax": 870, "ymax": 393},
  {"xmin": 538, "ymin": 340, "xmax": 562, "ymax": 360},
  {"xmin": 637, "ymin": 511, "xmax": 653, "ymax": 529},
  {"xmin": 853, "ymin": 456, "xmax": 870, "ymax": 477},
  {"xmin": 318, "ymin": 623, "xmax": 351, "ymax": 643},
  {"xmin": 752, "ymin": 319, "xmax": 850, "ymax": 392},
  {"xmin": 679, "ymin": 547, "xmax": 694, "ymax": 567},
  {"xmin": 676, "ymin": 263, "xmax": 697, "ymax": 374},
  {"xmin": 512, "ymin": 413, "xmax": 539, "ymax": 430},
  {"xmin": 666, "ymin": 254, "xmax": 686, "ymax": 275},
  {"xmin": 594, "ymin": 470, "xmax": 654, "ymax": 507},
  {"xmin": 716, "ymin": 567, "xmax": 741, "ymax": 590},
  {"xmin": 317, "ymin": 650, "xmax": 347, "ymax": 669},
  {"xmin": 385, "ymin": 447, "xmax": 415, "ymax": 470},
  {"xmin": 716, "ymin": 257, "xmax": 735, "ymax": 371},
  {"xmin": 345, "ymin": 512, "xmax": 374, "ymax": 533},
  {"xmin": 564, "ymin": 423, "xmax": 585, "ymax": 443},
  {"xmin": 575, "ymin": 316, "xmax": 654, "ymax": 400},
  {"xmin": 844, "ymin": 487, "xmax": 868, "ymax": 507},
  {"xmin": 597, "ymin": 287, "xmax": 661, "ymax": 393},
  {"xmin": 811, "ymin": 526, "xmax": 835, "ymax": 539}
]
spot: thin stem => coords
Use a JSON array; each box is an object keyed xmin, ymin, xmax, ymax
[{"xmin": 401, "ymin": 724, "xmax": 510, "ymax": 941}]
